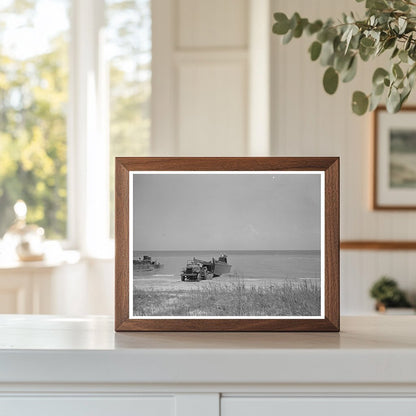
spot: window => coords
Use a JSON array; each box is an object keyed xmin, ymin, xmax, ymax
[
  {"xmin": 0, "ymin": 0, "xmax": 151, "ymax": 252},
  {"xmin": 0, "ymin": 0, "xmax": 70, "ymax": 239},
  {"xmin": 106, "ymin": 0, "xmax": 151, "ymax": 237}
]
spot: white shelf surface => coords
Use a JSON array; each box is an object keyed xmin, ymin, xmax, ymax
[{"xmin": 0, "ymin": 315, "xmax": 415, "ymax": 388}]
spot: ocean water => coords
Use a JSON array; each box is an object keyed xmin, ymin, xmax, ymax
[{"xmin": 133, "ymin": 250, "xmax": 321, "ymax": 280}]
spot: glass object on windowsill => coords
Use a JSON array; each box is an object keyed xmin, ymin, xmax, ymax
[{"xmin": 3, "ymin": 200, "xmax": 45, "ymax": 262}]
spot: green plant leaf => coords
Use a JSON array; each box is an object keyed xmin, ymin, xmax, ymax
[
  {"xmin": 360, "ymin": 37, "xmax": 375, "ymax": 48},
  {"xmin": 374, "ymin": 82, "xmax": 385, "ymax": 95},
  {"xmin": 342, "ymin": 56, "xmax": 357, "ymax": 82},
  {"xmin": 320, "ymin": 40, "xmax": 335, "ymax": 66},
  {"xmin": 372, "ymin": 67, "xmax": 389, "ymax": 86},
  {"xmin": 352, "ymin": 91, "xmax": 369, "ymax": 115},
  {"xmin": 307, "ymin": 20, "xmax": 323, "ymax": 35},
  {"xmin": 323, "ymin": 67, "xmax": 339, "ymax": 94},
  {"xmin": 393, "ymin": 63, "xmax": 404, "ymax": 79},
  {"xmin": 383, "ymin": 37, "xmax": 396, "ymax": 50},
  {"xmin": 391, "ymin": 47, "xmax": 399, "ymax": 59},
  {"xmin": 273, "ymin": 13, "xmax": 290, "ymax": 34},
  {"xmin": 293, "ymin": 18, "xmax": 309, "ymax": 38},
  {"xmin": 366, "ymin": 0, "xmax": 388, "ymax": 10},
  {"xmin": 405, "ymin": 34, "xmax": 413, "ymax": 50},
  {"xmin": 399, "ymin": 49, "xmax": 408, "ymax": 63},
  {"xmin": 387, "ymin": 87, "xmax": 401, "ymax": 112},
  {"xmin": 334, "ymin": 52, "xmax": 351, "ymax": 72},
  {"xmin": 309, "ymin": 41, "xmax": 322, "ymax": 61},
  {"xmin": 282, "ymin": 29, "xmax": 293, "ymax": 44},
  {"xmin": 369, "ymin": 92, "xmax": 383, "ymax": 111}
]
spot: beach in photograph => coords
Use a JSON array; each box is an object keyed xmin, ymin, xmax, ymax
[{"xmin": 132, "ymin": 251, "xmax": 321, "ymax": 317}]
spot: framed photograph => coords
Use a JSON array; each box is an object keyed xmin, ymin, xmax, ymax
[
  {"xmin": 115, "ymin": 157, "xmax": 339, "ymax": 332},
  {"xmin": 374, "ymin": 106, "xmax": 416, "ymax": 209}
]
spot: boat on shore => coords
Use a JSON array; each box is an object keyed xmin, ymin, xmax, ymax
[
  {"xmin": 181, "ymin": 254, "xmax": 231, "ymax": 281},
  {"xmin": 133, "ymin": 255, "xmax": 163, "ymax": 271}
]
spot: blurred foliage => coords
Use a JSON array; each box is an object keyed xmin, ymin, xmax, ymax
[
  {"xmin": 369, "ymin": 276, "xmax": 411, "ymax": 307},
  {"xmin": 0, "ymin": 0, "xmax": 151, "ymax": 239},
  {"xmin": 107, "ymin": 0, "xmax": 151, "ymax": 237},
  {"xmin": 0, "ymin": 2, "xmax": 69, "ymax": 238},
  {"xmin": 272, "ymin": 0, "xmax": 416, "ymax": 115}
]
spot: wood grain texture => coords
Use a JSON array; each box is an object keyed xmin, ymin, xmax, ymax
[
  {"xmin": 115, "ymin": 157, "xmax": 340, "ymax": 332},
  {"xmin": 373, "ymin": 106, "xmax": 416, "ymax": 210},
  {"xmin": 114, "ymin": 160, "xmax": 130, "ymax": 330},
  {"xmin": 341, "ymin": 241, "xmax": 416, "ymax": 250}
]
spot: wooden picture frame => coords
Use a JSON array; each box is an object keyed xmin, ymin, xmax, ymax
[
  {"xmin": 115, "ymin": 157, "xmax": 339, "ymax": 332},
  {"xmin": 373, "ymin": 106, "xmax": 416, "ymax": 210}
]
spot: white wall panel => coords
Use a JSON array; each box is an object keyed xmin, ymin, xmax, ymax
[
  {"xmin": 152, "ymin": 0, "xmax": 250, "ymax": 157},
  {"xmin": 177, "ymin": 61, "xmax": 247, "ymax": 156},
  {"xmin": 271, "ymin": 0, "xmax": 416, "ymax": 314},
  {"xmin": 177, "ymin": 0, "xmax": 248, "ymax": 49}
]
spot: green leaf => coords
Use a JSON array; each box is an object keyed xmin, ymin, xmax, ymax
[
  {"xmin": 400, "ymin": 88, "xmax": 411, "ymax": 106},
  {"xmin": 317, "ymin": 30, "xmax": 328, "ymax": 43},
  {"xmin": 352, "ymin": 91, "xmax": 369, "ymax": 115},
  {"xmin": 398, "ymin": 17, "xmax": 407, "ymax": 34},
  {"xmin": 393, "ymin": 0, "xmax": 410, "ymax": 11},
  {"xmin": 323, "ymin": 67, "xmax": 339, "ymax": 95},
  {"xmin": 366, "ymin": 0, "xmax": 388, "ymax": 10},
  {"xmin": 290, "ymin": 13, "xmax": 301, "ymax": 30},
  {"xmin": 391, "ymin": 47, "xmax": 399, "ymax": 59},
  {"xmin": 282, "ymin": 29, "xmax": 293, "ymax": 44},
  {"xmin": 360, "ymin": 37, "xmax": 375, "ymax": 48},
  {"xmin": 369, "ymin": 92, "xmax": 383, "ymax": 111},
  {"xmin": 374, "ymin": 82, "xmax": 385, "ymax": 96},
  {"xmin": 405, "ymin": 34, "xmax": 413, "ymax": 51},
  {"xmin": 307, "ymin": 20, "xmax": 323, "ymax": 35},
  {"xmin": 372, "ymin": 68, "xmax": 389, "ymax": 86},
  {"xmin": 293, "ymin": 18, "xmax": 308, "ymax": 38},
  {"xmin": 393, "ymin": 63, "xmax": 404, "ymax": 79},
  {"xmin": 320, "ymin": 41, "xmax": 335, "ymax": 66},
  {"xmin": 309, "ymin": 41, "xmax": 322, "ymax": 61},
  {"xmin": 273, "ymin": 13, "xmax": 290, "ymax": 35},
  {"xmin": 399, "ymin": 49, "xmax": 408, "ymax": 63},
  {"xmin": 387, "ymin": 87, "xmax": 401, "ymax": 113},
  {"xmin": 342, "ymin": 56, "xmax": 357, "ymax": 83},
  {"xmin": 334, "ymin": 52, "xmax": 351, "ymax": 72},
  {"xmin": 383, "ymin": 37, "xmax": 396, "ymax": 50}
]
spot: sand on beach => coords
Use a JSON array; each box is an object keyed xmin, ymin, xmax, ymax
[{"xmin": 133, "ymin": 272, "xmax": 319, "ymax": 292}]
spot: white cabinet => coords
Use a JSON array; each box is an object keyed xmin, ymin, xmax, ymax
[
  {"xmin": 1, "ymin": 316, "xmax": 416, "ymax": 416},
  {"xmin": 1, "ymin": 397, "xmax": 174, "ymax": 416},
  {"xmin": 222, "ymin": 398, "xmax": 416, "ymax": 416}
]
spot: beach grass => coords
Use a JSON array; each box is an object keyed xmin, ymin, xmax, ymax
[{"xmin": 133, "ymin": 278, "xmax": 320, "ymax": 316}]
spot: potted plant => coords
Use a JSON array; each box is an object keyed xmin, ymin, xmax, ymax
[
  {"xmin": 369, "ymin": 276, "xmax": 413, "ymax": 313},
  {"xmin": 272, "ymin": 0, "xmax": 416, "ymax": 115}
]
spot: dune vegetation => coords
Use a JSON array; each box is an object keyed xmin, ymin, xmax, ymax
[{"xmin": 133, "ymin": 278, "xmax": 320, "ymax": 317}]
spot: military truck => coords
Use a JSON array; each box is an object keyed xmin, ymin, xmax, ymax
[{"xmin": 180, "ymin": 259, "xmax": 214, "ymax": 282}]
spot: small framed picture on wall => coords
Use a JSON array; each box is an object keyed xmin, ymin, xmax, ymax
[{"xmin": 374, "ymin": 106, "xmax": 416, "ymax": 209}]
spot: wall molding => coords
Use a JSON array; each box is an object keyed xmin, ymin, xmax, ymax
[{"xmin": 341, "ymin": 241, "xmax": 416, "ymax": 250}]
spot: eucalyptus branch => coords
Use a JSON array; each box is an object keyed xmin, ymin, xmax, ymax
[{"xmin": 272, "ymin": 0, "xmax": 416, "ymax": 115}]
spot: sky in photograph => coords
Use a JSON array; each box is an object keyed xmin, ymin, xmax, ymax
[{"xmin": 132, "ymin": 173, "xmax": 322, "ymax": 251}]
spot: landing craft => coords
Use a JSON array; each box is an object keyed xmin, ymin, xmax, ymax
[{"xmin": 133, "ymin": 255, "xmax": 163, "ymax": 272}]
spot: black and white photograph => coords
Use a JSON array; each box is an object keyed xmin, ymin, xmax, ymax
[{"xmin": 130, "ymin": 172, "xmax": 324, "ymax": 318}]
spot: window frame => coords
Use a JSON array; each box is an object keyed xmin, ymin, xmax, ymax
[{"xmin": 67, "ymin": 0, "xmax": 112, "ymax": 257}]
